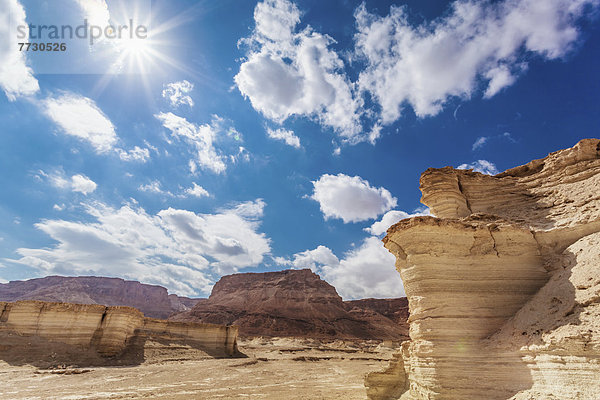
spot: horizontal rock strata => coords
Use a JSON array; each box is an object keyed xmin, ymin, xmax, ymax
[
  {"xmin": 367, "ymin": 139, "xmax": 600, "ymax": 399},
  {"xmin": 0, "ymin": 300, "xmax": 238, "ymax": 365}
]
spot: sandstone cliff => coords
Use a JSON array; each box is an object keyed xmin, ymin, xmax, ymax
[
  {"xmin": 0, "ymin": 276, "xmax": 201, "ymax": 319},
  {"xmin": 0, "ymin": 300, "xmax": 238, "ymax": 368},
  {"xmin": 171, "ymin": 269, "xmax": 408, "ymax": 340},
  {"xmin": 366, "ymin": 139, "xmax": 600, "ymax": 400}
]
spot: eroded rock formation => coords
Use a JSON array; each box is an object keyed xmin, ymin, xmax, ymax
[
  {"xmin": 0, "ymin": 300, "xmax": 238, "ymax": 367},
  {"xmin": 366, "ymin": 139, "xmax": 600, "ymax": 399},
  {"xmin": 171, "ymin": 269, "xmax": 409, "ymax": 340},
  {"xmin": 0, "ymin": 276, "xmax": 201, "ymax": 319}
]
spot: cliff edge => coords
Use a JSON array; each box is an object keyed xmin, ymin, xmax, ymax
[
  {"xmin": 0, "ymin": 300, "xmax": 238, "ymax": 368},
  {"xmin": 366, "ymin": 139, "xmax": 600, "ymax": 400}
]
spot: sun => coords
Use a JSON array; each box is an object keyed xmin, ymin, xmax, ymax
[{"xmin": 117, "ymin": 36, "xmax": 152, "ymax": 58}]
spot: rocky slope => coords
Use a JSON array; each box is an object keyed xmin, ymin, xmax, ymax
[
  {"xmin": 366, "ymin": 139, "xmax": 600, "ymax": 400},
  {"xmin": 171, "ymin": 269, "xmax": 409, "ymax": 340},
  {"xmin": 0, "ymin": 276, "xmax": 200, "ymax": 319},
  {"xmin": 344, "ymin": 298, "xmax": 409, "ymax": 326},
  {"xmin": 0, "ymin": 300, "xmax": 238, "ymax": 367}
]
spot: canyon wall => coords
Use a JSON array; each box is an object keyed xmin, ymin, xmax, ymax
[
  {"xmin": 0, "ymin": 300, "xmax": 238, "ymax": 363},
  {"xmin": 367, "ymin": 139, "xmax": 600, "ymax": 400}
]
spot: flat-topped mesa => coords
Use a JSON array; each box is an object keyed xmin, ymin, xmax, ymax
[
  {"xmin": 0, "ymin": 300, "xmax": 238, "ymax": 363},
  {"xmin": 171, "ymin": 269, "xmax": 408, "ymax": 340},
  {"xmin": 367, "ymin": 139, "xmax": 600, "ymax": 400}
]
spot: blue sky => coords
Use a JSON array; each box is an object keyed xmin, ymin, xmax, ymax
[{"xmin": 0, "ymin": 0, "xmax": 598, "ymax": 299}]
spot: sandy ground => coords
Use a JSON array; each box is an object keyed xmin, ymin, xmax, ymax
[{"xmin": 0, "ymin": 337, "xmax": 396, "ymax": 399}]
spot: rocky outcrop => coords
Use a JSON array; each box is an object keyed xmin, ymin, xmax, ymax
[
  {"xmin": 0, "ymin": 276, "xmax": 201, "ymax": 319},
  {"xmin": 344, "ymin": 298, "xmax": 409, "ymax": 326},
  {"xmin": 367, "ymin": 139, "xmax": 600, "ymax": 399},
  {"xmin": 0, "ymin": 300, "xmax": 238, "ymax": 366},
  {"xmin": 171, "ymin": 269, "xmax": 408, "ymax": 340}
]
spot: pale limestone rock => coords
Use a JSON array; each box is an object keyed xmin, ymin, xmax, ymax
[
  {"xmin": 0, "ymin": 300, "xmax": 238, "ymax": 359},
  {"xmin": 367, "ymin": 139, "xmax": 600, "ymax": 399}
]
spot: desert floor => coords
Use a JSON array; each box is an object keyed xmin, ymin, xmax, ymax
[{"xmin": 1, "ymin": 337, "xmax": 395, "ymax": 399}]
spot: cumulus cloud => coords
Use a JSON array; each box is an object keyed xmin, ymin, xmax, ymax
[
  {"xmin": 266, "ymin": 127, "xmax": 301, "ymax": 148},
  {"xmin": 235, "ymin": 0, "xmax": 363, "ymax": 140},
  {"xmin": 155, "ymin": 112, "xmax": 227, "ymax": 174},
  {"xmin": 365, "ymin": 207, "xmax": 431, "ymax": 236},
  {"xmin": 320, "ymin": 237, "xmax": 404, "ymax": 299},
  {"xmin": 0, "ymin": 0, "xmax": 39, "ymax": 100},
  {"xmin": 162, "ymin": 80, "xmax": 194, "ymax": 108},
  {"xmin": 43, "ymin": 93, "xmax": 117, "ymax": 153},
  {"xmin": 279, "ymin": 245, "xmax": 339, "ymax": 271},
  {"xmin": 7, "ymin": 200, "xmax": 271, "ymax": 296},
  {"xmin": 354, "ymin": 0, "xmax": 599, "ymax": 123},
  {"xmin": 311, "ymin": 173, "xmax": 397, "ymax": 223},
  {"xmin": 116, "ymin": 146, "xmax": 151, "ymax": 162},
  {"xmin": 280, "ymin": 237, "xmax": 404, "ymax": 299},
  {"xmin": 457, "ymin": 160, "xmax": 499, "ymax": 175},
  {"xmin": 71, "ymin": 174, "xmax": 98, "ymax": 195},
  {"xmin": 36, "ymin": 169, "xmax": 97, "ymax": 195},
  {"xmin": 184, "ymin": 182, "xmax": 210, "ymax": 198}
]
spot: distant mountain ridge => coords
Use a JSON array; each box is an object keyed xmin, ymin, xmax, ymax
[
  {"xmin": 170, "ymin": 269, "xmax": 409, "ymax": 340},
  {"xmin": 0, "ymin": 276, "xmax": 200, "ymax": 319}
]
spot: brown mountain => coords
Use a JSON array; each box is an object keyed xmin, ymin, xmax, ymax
[
  {"xmin": 170, "ymin": 269, "xmax": 409, "ymax": 340},
  {"xmin": 0, "ymin": 276, "xmax": 200, "ymax": 319}
]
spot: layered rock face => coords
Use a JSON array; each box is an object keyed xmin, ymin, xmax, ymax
[
  {"xmin": 0, "ymin": 276, "xmax": 200, "ymax": 319},
  {"xmin": 0, "ymin": 300, "xmax": 238, "ymax": 365},
  {"xmin": 171, "ymin": 269, "xmax": 408, "ymax": 340},
  {"xmin": 367, "ymin": 139, "xmax": 600, "ymax": 400}
]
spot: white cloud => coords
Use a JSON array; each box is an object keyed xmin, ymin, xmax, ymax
[
  {"xmin": 279, "ymin": 245, "xmax": 340, "ymax": 271},
  {"xmin": 266, "ymin": 127, "xmax": 301, "ymax": 148},
  {"xmin": 73, "ymin": 0, "xmax": 110, "ymax": 28},
  {"xmin": 365, "ymin": 208, "xmax": 430, "ymax": 236},
  {"xmin": 484, "ymin": 64, "xmax": 522, "ymax": 98},
  {"xmin": 71, "ymin": 174, "xmax": 97, "ymax": 195},
  {"xmin": 282, "ymin": 237, "xmax": 404, "ymax": 300},
  {"xmin": 184, "ymin": 183, "xmax": 210, "ymax": 198},
  {"xmin": 155, "ymin": 112, "xmax": 227, "ymax": 174},
  {"xmin": 355, "ymin": 0, "xmax": 599, "ymax": 123},
  {"xmin": 0, "ymin": 0, "xmax": 40, "ymax": 100},
  {"xmin": 472, "ymin": 137, "xmax": 489, "ymax": 151},
  {"xmin": 457, "ymin": 160, "xmax": 499, "ymax": 175},
  {"xmin": 472, "ymin": 132, "xmax": 517, "ymax": 151},
  {"xmin": 311, "ymin": 173, "xmax": 397, "ymax": 223},
  {"xmin": 162, "ymin": 80, "xmax": 194, "ymax": 108},
  {"xmin": 116, "ymin": 146, "xmax": 151, "ymax": 162},
  {"xmin": 43, "ymin": 93, "xmax": 117, "ymax": 153},
  {"xmin": 53, "ymin": 204, "xmax": 65, "ymax": 211},
  {"xmin": 7, "ymin": 200, "xmax": 271, "ymax": 296},
  {"xmin": 320, "ymin": 236, "xmax": 404, "ymax": 299},
  {"xmin": 36, "ymin": 170, "xmax": 97, "ymax": 195},
  {"xmin": 138, "ymin": 180, "xmax": 172, "ymax": 196},
  {"xmin": 235, "ymin": 0, "xmax": 363, "ymax": 140}
]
